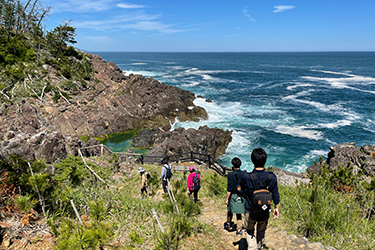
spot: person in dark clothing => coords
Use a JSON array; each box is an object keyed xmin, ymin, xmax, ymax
[
  {"xmin": 225, "ymin": 157, "xmax": 246, "ymax": 235},
  {"xmin": 160, "ymin": 158, "xmax": 172, "ymax": 194},
  {"xmin": 240, "ymin": 148, "xmax": 280, "ymax": 250}
]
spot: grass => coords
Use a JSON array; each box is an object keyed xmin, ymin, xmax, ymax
[{"xmin": 3, "ymin": 154, "xmax": 375, "ymax": 249}]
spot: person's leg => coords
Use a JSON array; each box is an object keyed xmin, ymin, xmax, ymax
[
  {"xmin": 162, "ymin": 180, "xmax": 168, "ymax": 193},
  {"xmin": 236, "ymin": 213, "xmax": 242, "ymax": 234},
  {"xmin": 256, "ymin": 220, "xmax": 268, "ymax": 248},
  {"xmin": 244, "ymin": 211, "xmax": 257, "ymax": 249},
  {"xmin": 193, "ymin": 190, "xmax": 198, "ymax": 203},
  {"xmin": 227, "ymin": 211, "xmax": 233, "ymax": 224}
]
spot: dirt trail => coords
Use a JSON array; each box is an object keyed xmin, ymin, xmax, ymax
[{"xmin": 197, "ymin": 197, "xmax": 335, "ymax": 250}]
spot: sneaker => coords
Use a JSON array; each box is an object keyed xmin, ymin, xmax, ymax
[
  {"xmin": 224, "ymin": 222, "xmax": 231, "ymax": 230},
  {"xmin": 236, "ymin": 229, "xmax": 243, "ymax": 235}
]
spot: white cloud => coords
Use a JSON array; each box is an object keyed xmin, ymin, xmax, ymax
[
  {"xmin": 243, "ymin": 8, "xmax": 255, "ymax": 23},
  {"xmin": 117, "ymin": 3, "xmax": 146, "ymax": 9},
  {"xmin": 47, "ymin": 0, "xmax": 114, "ymax": 13},
  {"xmin": 74, "ymin": 14, "xmax": 186, "ymax": 33},
  {"xmin": 273, "ymin": 5, "xmax": 296, "ymax": 13},
  {"xmin": 121, "ymin": 21, "xmax": 184, "ymax": 33}
]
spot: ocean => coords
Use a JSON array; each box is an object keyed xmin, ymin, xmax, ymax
[{"xmin": 93, "ymin": 52, "xmax": 375, "ymax": 173}]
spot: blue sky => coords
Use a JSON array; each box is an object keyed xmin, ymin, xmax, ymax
[{"xmin": 43, "ymin": 0, "xmax": 375, "ymax": 52}]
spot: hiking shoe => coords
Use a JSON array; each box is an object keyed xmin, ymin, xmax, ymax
[
  {"xmin": 224, "ymin": 222, "xmax": 231, "ymax": 230},
  {"xmin": 236, "ymin": 229, "xmax": 243, "ymax": 235}
]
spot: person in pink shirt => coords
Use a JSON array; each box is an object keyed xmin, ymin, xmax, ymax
[{"xmin": 187, "ymin": 166, "xmax": 201, "ymax": 203}]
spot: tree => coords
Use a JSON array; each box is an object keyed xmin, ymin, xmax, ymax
[{"xmin": 47, "ymin": 20, "xmax": 77, "ymax": 57}]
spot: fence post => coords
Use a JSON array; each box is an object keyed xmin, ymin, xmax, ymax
[
  {"xmin": 141, "ymin": 154, "xmax": 144, "ymax": 165},
  {"xmin": 70, "ymin": 199, "xmax": 83, "ymax": 224},
  {"xmin": 190, "ymin": 151, "xmax": 193, "ymax": 162},
  {"xmin": 207, "ymin": 155, "xmax": 211, "ymax": 169},
  {"xmin": 101, "ymin": 144, "xmax": 103, "ymax": 156}
]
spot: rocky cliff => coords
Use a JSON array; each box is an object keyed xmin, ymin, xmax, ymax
[
  {"xmin": 0, "ymin": 53, "xmax": 207, "ymax": 139},
  {"xmin": 0, "ymin": 53, "xmax": 235, "ymax": 163},
  {"xmin": 308, "ymin": 142, "xmax": 375, "ymax": 178}
]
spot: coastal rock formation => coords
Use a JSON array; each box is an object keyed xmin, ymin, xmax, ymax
[
  {"xmin": 307, "ymin": 142, "xmax": 375, "ymax": 177},
  {"xmin": 0, "ymin": 131, "xmax": 102, "ymax": 164},
  {"xmin": 272, "ymin": 167, "xmax": 310, "ymax": 186},
  {"xmin": 145, "ymin": 126, "xmax": 233, "ymax": 160},
  {"xmin": 0, "ymin": 53, "xmax": 208, "ymax": 140}
]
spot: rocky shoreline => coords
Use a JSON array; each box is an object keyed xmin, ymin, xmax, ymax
[
  {"xmin": 0, "ymin": 53, "xmax": 233, "ymax": 163},
  {"xmin": 1, "ymin": 52, "xmax": 374, "ymax": 184}
]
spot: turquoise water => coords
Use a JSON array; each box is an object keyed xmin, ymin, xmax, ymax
[{"xmin": 94, "ymin": 52, "xmax": 375, "ymax": 173}]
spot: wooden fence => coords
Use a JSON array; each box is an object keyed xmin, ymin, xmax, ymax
[{"xmin": 80, "ymin": 144, "xmax": 231, "ymax": 176}]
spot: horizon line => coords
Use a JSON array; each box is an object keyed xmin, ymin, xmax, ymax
[{"xmin": 86, "ymin": 50, "xmax": 375, "ymax": 53}]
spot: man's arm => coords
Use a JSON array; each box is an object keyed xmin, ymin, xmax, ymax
[
  {"xmin": 225, "ymin": 191, "xmax": 231, "ymax": 205},
  {"xmin": 273, "ymin": 204, "xmax": 279, "ymax": 219},
  {"xmin": 160, "ymin": 167, "xmax": 165, "ymax": 179}
]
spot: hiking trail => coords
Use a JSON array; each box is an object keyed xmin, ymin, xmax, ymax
[{"xmin": 196, "ymin": 197, "xmax": 335, "ymax": 250}]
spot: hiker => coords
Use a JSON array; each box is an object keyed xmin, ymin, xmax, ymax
[
  {"xmin": 160, "ymin": 158, "xmax": 173, "ymax": 194},
  {"xmin": 240, "ymin": 148, "xmax": 280, "ymax": 250},
  {"xmin": 187, "ymin": 166, "xmax": 201, "ymax": 203},
  {"xmin": 225, "ymin": 157, "xmax": 246, "ymax": 235},
  {"xmin": 138, "ymin": 166, "xmax": 150, "ymax": 197}
]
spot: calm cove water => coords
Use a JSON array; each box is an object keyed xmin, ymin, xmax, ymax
[{"xmin": 93, "ymin": 52, "xmax": 375, "ymax": 173}]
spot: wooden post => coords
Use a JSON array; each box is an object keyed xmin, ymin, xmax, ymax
[
  {"xmin": 141, "ymin": 154, "xmax": 144, "ymax": 165},
  {"xmin": 294, "ymin": 197, "xmax": 306, "ymax": 222},
  {"xmin": 151, "ymin": 209, "xmax": 165, "ymax": 233},
  {"xmin": 70, "ymin": 199, "xmax": 83, "ymax": 224},
  {"xmin": 78, "ymin": 149, "xmax": 106, "ymax": 185},
  {"xmin": 27, "ymin": 162, "xmax": 46, "ymax": 217},
  {"xmin": 101, "ymin": 144, "xmax": 103, "ymax": 156},
  {"xmin": 167, "ymin": 180, "xmax": 180, "ymax": 214}
]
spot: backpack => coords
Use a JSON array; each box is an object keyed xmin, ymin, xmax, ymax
[
  {"xmin": 192, "ymin": 173, "xmax": 201, "ymax": 191},
  {"xmin": 146, "ymin": 172, "xmax": 151, "ymax": 181},
  {"xmin": 164, "ymin": 165, "xmax": 172, "ymax": 179},
  {"xmin": 249, "ymin": 172, "xmax": 273, "ymax": 221}
]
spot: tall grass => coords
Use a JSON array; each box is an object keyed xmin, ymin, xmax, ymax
[{"xmin": 271, "ymin": 160, "xmax": 375, "ymax": 249}]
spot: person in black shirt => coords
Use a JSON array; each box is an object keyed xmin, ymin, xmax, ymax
[{"xmin": 240, "ymin": 148, "xmax": 280, "ymax": 249}]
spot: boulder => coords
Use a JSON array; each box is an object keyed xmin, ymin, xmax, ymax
[
  {"xmin": 145, "ymin": 125, "xmax": 232, "ymax": 160},
  {"xmin": 308, "ymin": 142, "xmax": 375, "ymax": 177}
]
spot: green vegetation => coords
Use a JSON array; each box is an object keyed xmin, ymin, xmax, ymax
[
  {"xmin": 0, "ymin": 154, "xmax": 215, "ymax": 249},
  {"xmin": 270, "ymin": 157, "xmax": 375, "ymax": 250},
  {"xmin": 0, "ymin": 0, "xmax": 94, "ymax": 103},
  {"xmin": 3, "ymin": 150, "xmax": 375, "ymax": 249}
]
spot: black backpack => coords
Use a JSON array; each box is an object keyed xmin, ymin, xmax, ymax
[
  {"xmin": 192, "ymin": 173, "xmax": 201, "ymax": 191},
  {"xmin": 249, "ymin": 172, "xmax": 274, "ymax": 221},
  {"xmin": 164, "ymin": 165, "xmax": 172, "ymax": 179}
]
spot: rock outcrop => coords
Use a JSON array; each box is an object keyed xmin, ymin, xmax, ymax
[
  {"xmin": 0, "ymin": 53, "xmax": 208, "ymax": 140},
  {"xmin": 0, "ymin": 131, "xmax": 102, "ymax": 164},
  {"xmin": 307, "ymin": 142, "xmax": 375, "ymax": 177},
  {"xmin": 144, "ymin": 126, "xmax": 233, "ymax": 160}
]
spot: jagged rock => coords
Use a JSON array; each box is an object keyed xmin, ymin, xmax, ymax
[
  {"xmin": 146, "ymin": 125, "xmax": 232, "ymax": 160},
  {"xmin": 132, "ymin": 129, "xmax": 157, "ymax": 148},
  {"xmin": 308, "ymin": 142, "xmax": 375, "ymax": 177},
  {"xmin": 0, "ymin": 131, "xmax": 92, "ymax": 164},
  {"xmin": 0, "ymin": 53, "xmax": 208, "ymax": 140},
  {"xmin": 273, "ymin": 167, "xmax": 310, "ymax": 187}
]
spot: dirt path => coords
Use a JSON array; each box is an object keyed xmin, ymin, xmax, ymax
[{"xmin": 197, "ymin": 197, "xmax": 335, "ymax": 250}]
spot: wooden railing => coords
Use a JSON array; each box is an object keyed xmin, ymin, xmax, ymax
[
  {"xmin": 114, "ymin": 150, "xmax": 231, "ymax": 176},
  {"xmin": 81, "ymin": 144, "xmax": 231, "ymax": 176}
]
